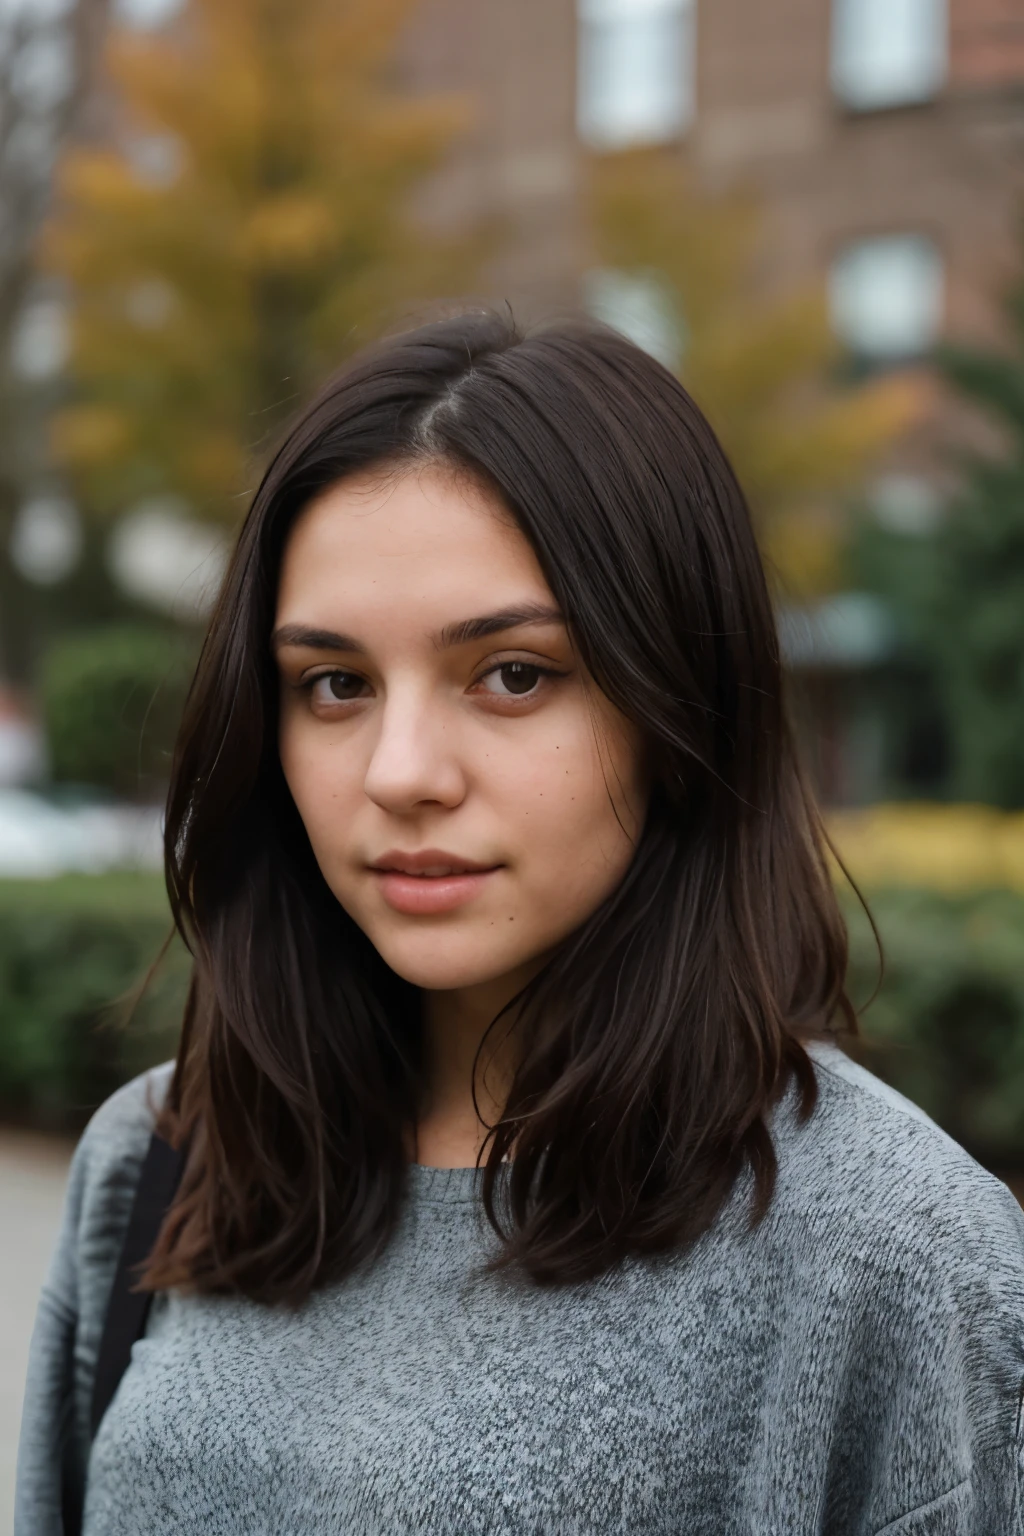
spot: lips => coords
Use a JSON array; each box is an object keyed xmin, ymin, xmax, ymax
[
  {"xmin": 370, "ymin": 849, "xmax": 498, "ymax": 877},
  {"xmin": 369, "ymin": 849, "xmax": 502, "ymax": 915}
]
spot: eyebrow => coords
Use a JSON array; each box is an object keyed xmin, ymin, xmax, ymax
[{"xmin": 271, "ymin": 603, "xmax": 564, "ymax": 657}]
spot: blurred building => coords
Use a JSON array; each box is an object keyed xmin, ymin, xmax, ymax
[
  {"xmin": 687, "ymin": 0, "xmax": 1024, "ymax": 803},
  {"xmin": 399, "ymin": 0, "xmax": 584, "ymax": 315},
  {"xmin": 8, "ymin": 0, "xmax": 1022, "ymax": 803},
  {"xmin": 404, "ymin": 1, "xmax": 1024, "ymax": 345},
  {"xmin": 402, "ymin": 0, "xmax": 1024, "ymax": 803},
  {"xmin": 695, "ymin": 1, "xmax": 1024, "ymax": 437}
]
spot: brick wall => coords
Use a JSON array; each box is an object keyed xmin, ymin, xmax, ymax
[
  {"xmin": 394, "ymin": 0, "xmax": 1024, "ymax": 332},
  {"xmin": 950, "ymin": 0, "xmax": 1024, "ymax": 89},
  {"xmin": 399, "ymin": 0, "xmax": 583, "ymax": 317},
  {"xmin": 694, "ymin": 0, "xmax": 831, "ymax": 181}
]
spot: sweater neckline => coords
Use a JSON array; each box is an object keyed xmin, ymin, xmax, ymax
[{"xmin": 406, "ymin": 1163, "xmax": 488, "ymax": 1204}]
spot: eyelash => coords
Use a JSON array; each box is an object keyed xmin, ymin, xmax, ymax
[{"xmin": 299, "ymin": 659, "xmax": 565, "ymax": 706}]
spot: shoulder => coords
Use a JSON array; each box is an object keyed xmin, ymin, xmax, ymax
[
  {"xmin": 775, "ymin": 1039, "xmax": 1024, "ymax": 1304},
  {"xmin": 763, "ymin": 1041, "xmax": 1024, "ymax": 1525},
  {"xmin": 72, "ymin": 1062, "xmax": 176, "ymax": 1221},
  {"xmin": 797, "ymin": 1039, "xmax": 1016, "ymax": 1205},
  {"xmin": 81, "ymin": 1060, "xmax": 176, "ymax": 1159},
  {"xmin": 14, "ymin": 1064, "xmax": 176, "ymax": 1529},
  {"xmin": 62, "ymin": 1063, "xmax": 176, "ymax": 1315},
  {"xmin": 64, "ymin": 1063, "xmax": 176, "ymax": 1356},
  {"xmin": 803, "ymin": 1036, "xmax": 938, "ymax": 1131},
  {"xmin": 785, "ymin": 1039, "xmax": 1024, "ymax": 1229}
]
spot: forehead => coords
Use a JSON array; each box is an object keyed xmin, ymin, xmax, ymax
[{"xmin": 275, "ymin": 463, "xmax": 552, "ymax": 627}]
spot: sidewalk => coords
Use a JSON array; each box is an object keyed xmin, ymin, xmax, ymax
[{"xmin": 0, "ymin": 1132, "xmax": 72, "ymax": 1536}]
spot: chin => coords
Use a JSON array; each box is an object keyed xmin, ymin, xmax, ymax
[{"xmin": 368, "ymin": 928, "xmax": 532, "ymax": 995}]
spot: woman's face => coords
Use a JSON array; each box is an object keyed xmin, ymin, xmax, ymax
[{"xmin": 275, "ymin": 462, "xmax": 646, "ymax": 996}]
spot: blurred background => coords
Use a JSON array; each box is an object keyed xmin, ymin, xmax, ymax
[{"xmin": 2, "ymin": 0, "xmax": 1024, "ymax": 1518}]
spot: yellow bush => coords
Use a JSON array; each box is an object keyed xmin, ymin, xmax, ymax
[{"xmin": 829, "ymin": 803, "xmax": 1024, "ymax": 894}]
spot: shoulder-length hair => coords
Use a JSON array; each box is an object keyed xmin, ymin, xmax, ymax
[{"xmin": 144, "ymin": 310, "xmax": 855, "ymax": 1303}]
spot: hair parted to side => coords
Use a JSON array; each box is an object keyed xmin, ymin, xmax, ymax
[{"xmin": 143, "ymin": 310, "xmax": 856, "ymax": 1303}]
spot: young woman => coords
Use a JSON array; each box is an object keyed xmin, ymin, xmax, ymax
[{"xmin": 16, "ymin": 313, "xmax": 1024, "ymax": 1535}]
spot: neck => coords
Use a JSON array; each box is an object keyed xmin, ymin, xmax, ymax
[{"xmin": 414, "ymin": 971, "xmax": 528, "ymax": 1169}]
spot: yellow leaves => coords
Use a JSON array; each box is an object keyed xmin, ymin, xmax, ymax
[
  {"xmin": 724, "ymin": 370, "xmax": 927, "ymax": 525},
  {"xmin": 761, "ymin": 510, "xmax": 844, "ymax": 596},
  {"xmin": 51, "ymin": 405, "xmax": 130, "ymax": 468},
  {"xmin": 181, "ymin": 431, "xmax": 247, "ymax": 505},
  {"xmin": 829, "ymin": 804, "xmax": 1024, "ymax": 895},
  {"xmin": 592, "ymin": 149, "xmax": 754, "ymax": 309},
  {"xmin": 242, "ymin": 195, "xmax": 338, "ymax": 269},
  {"xmin": 590, "ymin": 150, "xmax": 921, "ymax": 596},
  {"xmin": 44, "ymin": 0, "xmax": 482, "ymax": 524},
  {"xmin": 55, "ymin": 152, "xmax": 138, "ymax": 208}
]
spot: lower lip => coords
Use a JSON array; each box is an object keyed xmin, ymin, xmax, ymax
[{"xmin": 372, "ymin": 868, "xmax": 501, "ymax": 915}]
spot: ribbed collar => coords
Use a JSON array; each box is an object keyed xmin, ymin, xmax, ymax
[{"xmin": 405, "ymin": 1163, "xmax": 489, "ymax": 1204}]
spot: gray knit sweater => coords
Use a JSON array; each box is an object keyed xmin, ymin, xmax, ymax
[{"xmin": 14, "ymin": 1042, "xmax": 1024, "ymax": 1535}]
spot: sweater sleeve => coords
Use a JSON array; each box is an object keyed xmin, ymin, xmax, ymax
[
  {"xmin": 871, "ymin": 1471, "xmax": 1017, "ymax": 1535},
  {"xmin": 804, "ymin": 1046, "xmax": 1024, "ymax": 1534},
  {"xmin": 864, "ymin": 1178, "xmax": 1024, "ymax": 1536},
  {"xmin": 13, "ymin": 1064, "xmax": 174, "ymax": 1536}
]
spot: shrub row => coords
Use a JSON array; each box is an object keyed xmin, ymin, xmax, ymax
[
  {"xmin": 0, "ymin": 875, "xmax": 187, "ymax": 1129},
  {"xmin": 40, "ymin": 625, "xmax": 196, "ymax": 800},
  {"xmin": 2, "ymin": 875, "xmax": 1024, "ymax": 1167},
  {"xmin": 830, "ymin": 803, "xmax": 1024, "ymax": 895},
  {"xmin": 844, "ymin": 886, "xmax": 1024, "ymax": 1169}
]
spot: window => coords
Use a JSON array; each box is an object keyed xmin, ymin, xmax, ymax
[
  {"xmin": 869, "ymin": 474, "xmax": 942, "ymax": 536},
  {"xmin": 829, "ymin": 235, "xmax": 943, "ymax": 361},
  {"xmin": 578, "ymin": 0, "xmax": 695, "ymax": 150},
  {"xmin": 9, "ymin": 494, "xmax": 82, "ymax": 586},
  {"xmin": 114, "ymin": 0, "xmax": 183, "ymax": 27},
  {"xmin": 108, "ymin": 498, "xmax": 229, "ymax": 621},
  {"xmin": 583, "ymin": 268, "xmax": 682, "ymax": 371},
  {"xmin": 832, "ymin": 0, "xmax": 947, "ymax": 111},
  {"xmin": 9, "ymin": 295, "xmax": 69, "ymax": 382}
]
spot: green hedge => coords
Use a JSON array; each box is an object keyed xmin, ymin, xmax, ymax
[
  {"xmin": 0, "ymin": 874, "xmax": 187, "ymax": 1129},
  {"xmin": 39, "ymin": 625, "xmax": 195, "ymax": 799},
  {"xmin": 2, "ymin": 875, "xmax": 1024, "ymax": 1164},
  {"xmin": 844, "ymin": 887, "xmax": 1024, "ymax": 1169}
]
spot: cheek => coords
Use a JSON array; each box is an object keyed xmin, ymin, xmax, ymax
[
  {"xmin": 498, "ymin": 727, "xmax": 644, "ymax": 920},
  {"xmin": 278, "ymin": 718, "xmax": 358, "ymax": 853}
]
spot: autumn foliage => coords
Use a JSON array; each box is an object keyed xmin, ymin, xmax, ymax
[
  {"xmin": 47, "ymin": 0, "xmax": 480, "ymax": 522},
  {"xmin": 591, "ymin": 151, "xmax": 922, "ymax": 593}
]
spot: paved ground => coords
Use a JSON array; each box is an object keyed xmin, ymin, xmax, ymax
[{"xmin": 0, "ymin": 1132, "xmax": 72, "ymax": 1536}]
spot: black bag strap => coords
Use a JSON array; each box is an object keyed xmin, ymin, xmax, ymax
[{"xmin": 89, "ymin": 1129, "xmax": 188, "ymax": 1440}]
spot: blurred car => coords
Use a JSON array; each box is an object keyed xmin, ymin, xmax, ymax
[{"xmin": 0, "ymin": 789, "xmax": 163, "ymax": 878}]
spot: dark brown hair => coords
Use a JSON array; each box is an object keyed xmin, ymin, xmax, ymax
[{"xmin": 145, "ymin": 310, "xmax": 855, "ymax": 1302}]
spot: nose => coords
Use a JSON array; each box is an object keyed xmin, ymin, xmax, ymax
[{"xmin": 362, "ymin": 687, "xmax": 467, "ymax": 815}]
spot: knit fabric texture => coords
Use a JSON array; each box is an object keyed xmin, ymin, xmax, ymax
[{"xmin": 14, "ymin": 1041, "xmax": 1024, "ymax": 1535}]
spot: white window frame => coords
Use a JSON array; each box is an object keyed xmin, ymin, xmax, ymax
[
  {"xmin": 578, "ymin": 0, "xmax": 695, "ymax": 151},
  {"xmin": 583, "ymin": 267, "xmax": 682, "ymax": 371},
  {"xmin": 831, "ymin": 0, "xmax": 948, "ymax": 112},
  {"xmin": 829, "ymin": 234, "xmax": 945, "ymax": 361}
]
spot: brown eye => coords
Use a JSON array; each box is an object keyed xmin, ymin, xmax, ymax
[
  {"xmin": 331, "ymin": 672, "xmax": 364, "ymax": 699},
  {"xmin": 481, "ymin": 662, "xmax": 542, "ymax": 697},
  {"xmin": 309, "ymin": 671, "xmax": 368, "ymax": 705},
  {"xmin": 329, "ymin": 671, "xmax": 366, "ymax": 700}
]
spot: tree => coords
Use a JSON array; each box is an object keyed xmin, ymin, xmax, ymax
[
  {"xmin": 0, "ymin": 0, "xmax": 110, "ymax": 365},
  {"xmin": 590, "ymin": 150, "xmax": 921, "ymax": 596},
  {"xmin": 0, "ymin": 0, "xmax": 113, "ymax": 679},
  {"xmin": 46, "ymin": 0, "xmax": 482, "ymax": 525},
  {"xmin": 40, "ymin": 622, "xmax": 195, "ymax": 797},
  {"xmin": 865, "ymin": 264, "xmax": 1024, "ymax": 808}
]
